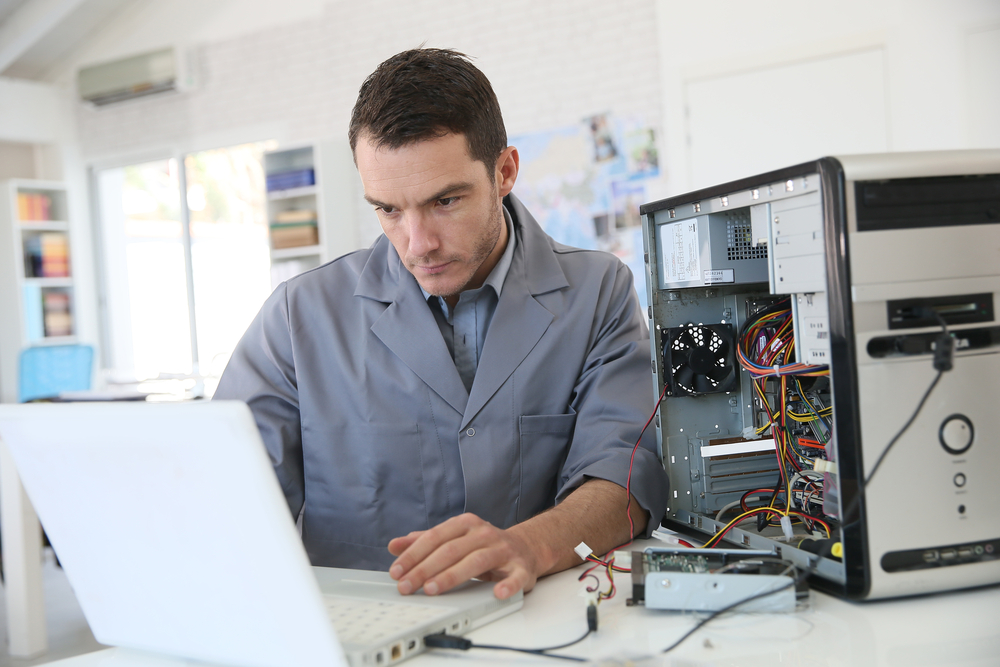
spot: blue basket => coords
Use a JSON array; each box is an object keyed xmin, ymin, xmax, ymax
[{"xmin": 19, "ymin": 344, "xmax": 94, "ymax": 403}]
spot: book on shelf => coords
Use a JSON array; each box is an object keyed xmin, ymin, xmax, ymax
[
  {"xmin": 270, "ymin": 222, "xmax": 319, "ymax": 249},
  {"xmin": 41, "ymin": 232, "xmax": 70, "ymax": 277},
  {"xmin": 23, "ymin": 232, "xmax": 71, "ymax": 278},
  {"xmin": 274, "ymin": 209, "xmax": 317, "ymax": 224},
  {"xmin": 22, "ymin": 285, "xmax": 74, "ymax": 340},
  {"xmin": 43, "ymin": 290, "xmax": 73, "ymax": 337},
  {"xmin": 266, "ymin": 168, "xmax": 315, "ymax": 192},
  {"xmin": 18, "ymin": 192, "xmax": 53, "ymax": 221}
]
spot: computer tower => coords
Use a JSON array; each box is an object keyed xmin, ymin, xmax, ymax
[{"xmin": 639, "ymin": 150, "xmax": 1000, "ymax": 599}]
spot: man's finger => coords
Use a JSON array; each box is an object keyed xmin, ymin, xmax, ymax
[
  {"xmin": 387, "ymin": 530, "xmax": 425, "ymax": 556},
  {"xmin": 392, "ymin": 520, "xmax": 508, "ymax": 595},
  {"xmin": 389, "ymin": 514, "xmax": 482, "ymax": 580},
  {"xmin": 417, "ymin": 540, "xmax": 512, "ymax": 596},
  {"xmin": 491, "ymin": 569, "xmax": 533, "ymax": 600}
]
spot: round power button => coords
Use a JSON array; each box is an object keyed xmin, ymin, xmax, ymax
[
  {"xmin": 954, "ymin": 473, "xmax": 966, "ymax": 487},
  {"xmin": 939, "ymin": 414, "xmax": 974, "ymax": 455}
]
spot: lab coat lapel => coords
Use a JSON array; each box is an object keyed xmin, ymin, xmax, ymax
[
  {"xmin": 461, "ymin": 195, "xmax": 569, "ymax": 428},
  {"xmin": 359, "ymin": 238, "xmax": 469, "ymax": 416}
]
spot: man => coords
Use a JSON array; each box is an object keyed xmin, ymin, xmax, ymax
[{"xmin": 214, "ymin": 48, "xmax": 669, "ymax": 601}]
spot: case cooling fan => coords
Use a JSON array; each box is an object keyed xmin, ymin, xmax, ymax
[{"xmin": 662, "ymin": 324, "xmax": 738, "ymax": 396}]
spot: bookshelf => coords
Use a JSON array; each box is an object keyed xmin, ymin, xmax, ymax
[
  {"xmin": 263, "ymin": 142, "xmax": 360, "ymax": 287},
  {"xmin": 0, "ymin": 180, "xmax": 80, "ymax": 403}
]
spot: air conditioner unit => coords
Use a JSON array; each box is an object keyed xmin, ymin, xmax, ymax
[{"xmin": 77, "ymin": 47, "xmax": 194, "ymax": 107}]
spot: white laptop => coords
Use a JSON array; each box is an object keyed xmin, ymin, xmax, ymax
[{"xmin": 0, "ymin": 401, "xmax": 522, "ymax": 667}]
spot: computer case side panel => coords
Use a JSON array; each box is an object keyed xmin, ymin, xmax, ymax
[{"xmin": 815, "ymin": 157, "xmax": 869, "ymax": 599}]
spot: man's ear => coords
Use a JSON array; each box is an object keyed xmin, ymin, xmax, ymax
[{"xmin": 495, "ymin": 146, "xmax": 519, "ymax": 198}]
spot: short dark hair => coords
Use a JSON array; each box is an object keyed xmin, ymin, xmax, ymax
[{"xmin": 349, "ymin": 48, "xmax": 507, "ymax": 171}]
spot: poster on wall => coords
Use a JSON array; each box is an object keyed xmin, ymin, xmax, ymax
[{"xmin": 510, "ymin": 114, "xmax": 662, "ymax": 308}]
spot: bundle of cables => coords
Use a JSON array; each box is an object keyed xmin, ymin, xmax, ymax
[{"xmin": 724, "ymin": 298, "xmax": 836, "ymax": 544}]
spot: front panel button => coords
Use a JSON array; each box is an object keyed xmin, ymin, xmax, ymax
[
  {"xmin": 939, "ymin": 414, "xmax": 974, "ymax": 455},
  {"xmin": 954, "ymin": 472, "xmax": 967, "ymax": 487}
]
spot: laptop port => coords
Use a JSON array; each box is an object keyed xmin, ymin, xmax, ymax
[
  {"xmin": 451, "ymin": 622, "xmax": 460, "ymax": 632},
  {"xmin": 376, "ymin": 651, "xmax": 384, "ymax": 664},
  {"xmin": 391, "ymin": 644, "xmax": 402, "ymax": 661},
  {"xmin": 407, "ymin": 639, "xmax": 417, "ymax": 650}
]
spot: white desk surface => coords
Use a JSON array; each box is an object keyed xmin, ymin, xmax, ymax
[{"xmin": 38, "ymin": 539, "xmax": 1000, "ymax": 667}]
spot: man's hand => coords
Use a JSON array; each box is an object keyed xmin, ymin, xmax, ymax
[
  {"xmin": 387, "ymin": 478, "xmax": 648, "ymax": 600},
  {"xmin": 387, "ymin": 513, "xmax": 540, "ymax": 600}
]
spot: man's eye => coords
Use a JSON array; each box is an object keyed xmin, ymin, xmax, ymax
[
  {"xmin": 438, "ymin": 197, "xmax": 458, "ymax": 207},
  {"xmin": 376, "ymin": 206, "xmax": 396, "ymax": 215}
]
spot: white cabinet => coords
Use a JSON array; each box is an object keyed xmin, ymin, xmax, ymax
[
  {"xmin": 0, "ymin": 180, "xmax": 77, "ymax": 403},
  {"xmin": 264, "ymin": 142, "xmax": 360, "ymax": 288}
]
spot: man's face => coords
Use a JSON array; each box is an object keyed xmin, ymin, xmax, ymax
[{"xmin": 356, "ymin": 132, "xmax": 517, "ymax": 302}]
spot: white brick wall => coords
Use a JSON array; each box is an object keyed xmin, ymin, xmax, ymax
[{"xmin": 76, "ymin": 0, "xmax": 661, "ymax": 159}]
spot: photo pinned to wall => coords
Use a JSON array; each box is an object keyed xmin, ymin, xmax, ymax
[
  {"xmin": 596, "ymin": 180, "xmax": 645, "ymax": 267},
  {"xmin": 586, "ymin": 113, "xmax": 620, "ymax": 163},
  {"xmin": 612, "ymin": 180, "xmax": 646, "ymax": 230},
  {"xmin": 623, "ymin": 126, "xmax": 659, "ymax": 179},
  {"xmin": 510, "ymin": 113, "xmax": 664, "ymax": 308}
]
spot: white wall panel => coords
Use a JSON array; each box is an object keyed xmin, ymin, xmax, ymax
[
  {"xmin": 685, "ymin": 49, "xmax": 888, "ymax": 189},
  {"xmin": 966, "ymin": 27, "xmax": 1000, "ymax": 148}
]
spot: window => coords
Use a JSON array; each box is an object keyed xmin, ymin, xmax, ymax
[{"xmin": 94, "ymin": 142, "xmax": 275, "ymax": 395}]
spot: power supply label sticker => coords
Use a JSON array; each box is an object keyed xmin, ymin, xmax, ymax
[
  {"xmin": 660, "ymin": 219, "xmax": 701, "ymax": 284},
  {"xmin": 704, "ymin": 269, "xmax": 735, "ymax": 284}
]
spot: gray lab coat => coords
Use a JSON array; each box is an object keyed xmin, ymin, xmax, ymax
[{"xmin": 215, "ymin": 194, "xmax": 669, "ymax": 569}]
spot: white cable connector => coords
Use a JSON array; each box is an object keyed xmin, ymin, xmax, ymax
[
  {"xmin": 813, "ymin": 459, "xmax": 838, "ymax": 474},
  {"xmin": 651, "ymin": 528, "xmax": 683, "ymax": 545},
  {"xmin": 780, "ymin": 514, "xmax": 794, "ymax": 539},
  {"xmin": 613, "ymin": 550, "xmax": 632, "ymax": 570},
  {"xmin": 574, "ymin": 541, "xmax": 593, "ymax": 561}
]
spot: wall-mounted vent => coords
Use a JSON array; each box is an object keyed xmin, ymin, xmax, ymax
[{"xmin": 78, "ymin": 47, "xmax": 192, "ymax": 107}]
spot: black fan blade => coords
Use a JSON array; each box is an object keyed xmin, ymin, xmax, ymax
[
  {"xmin": 674, "ymin": 365, "xmax": 694, "ymax": 391},
  {"xmin": 707, "ymin": 364, "xmax": 731, "ymax": 383},
  {"xmin": 694, "ymin": 373, "xmax": 715, "ymax": 393},
  {"xmin": 675, "ymin": 329, "xmax": 696, "ymax": 350},
  {"xmin": 671, "ymin": 349, "xmax": 691, "ymax": 366},
  {"xmin": 715, "ymin": 337, "xmax": 730, "ymax": 359}
]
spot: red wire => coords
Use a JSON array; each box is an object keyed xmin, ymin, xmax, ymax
[{"xmin": 620, "ymin": 382, "xmax": 669, "ymax": 553}]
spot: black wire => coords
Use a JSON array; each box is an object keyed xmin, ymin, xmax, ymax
[
  {"xmin": 428, "ymin": 611, "xmax": 596, "ymax": 663},
  {"xmin": 862, "ymin": 369, "xmax": 943, "ymax": 487},
  {"xmin": 465, "ymin": 627, "xmax": 591, "ymax": 662},
  {"xmin": 659, "ymin": 576, "xmax": 796, "ymax": 653}
]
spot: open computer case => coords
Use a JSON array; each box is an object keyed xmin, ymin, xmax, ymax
[{"xmin": 639, "ymin": 150, "xmax": 1000, "ymax": 599}]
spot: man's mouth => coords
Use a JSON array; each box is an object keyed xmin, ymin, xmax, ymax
[{"xmin": 414, "ymin": 261, "xmax": 452, "ymax": 275}]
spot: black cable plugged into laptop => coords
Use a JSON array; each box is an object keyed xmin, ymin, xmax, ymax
[{"xmin": 424, "ymin": 601, "xmax": 597, "ymax": 662}]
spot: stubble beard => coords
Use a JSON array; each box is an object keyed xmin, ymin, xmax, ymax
[{"xmin": 418, "ymin": 192, "xmax": 503, "ymax": 301}]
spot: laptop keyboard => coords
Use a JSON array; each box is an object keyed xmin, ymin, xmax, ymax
[{"xmin": 323, "ymin": 596, "xmax": 452, "ymax": 644}]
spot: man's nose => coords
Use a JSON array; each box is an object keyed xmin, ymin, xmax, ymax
[{"xmin": 407, "ymin": 213, "xmax": 440, "ymax": 257}]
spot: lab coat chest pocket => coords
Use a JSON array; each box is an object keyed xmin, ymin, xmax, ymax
[{"xmin": 517, "ymin": 410, "xmax": 577, "ymax": 522}]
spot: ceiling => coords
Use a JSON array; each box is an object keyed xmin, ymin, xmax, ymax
[{"xmin": 0, "ymin": 0, "xmax": 138, "ymax": 81}]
